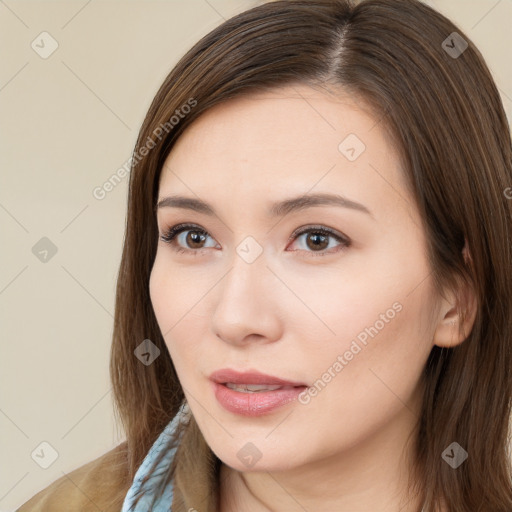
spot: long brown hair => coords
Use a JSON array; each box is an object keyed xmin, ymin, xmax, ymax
[{"xmin": 110, "ymin": 1, "xmax": 512, "ymax": 510}]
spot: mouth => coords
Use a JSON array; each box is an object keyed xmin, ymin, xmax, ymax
[{"xmin": 209, "ymin": 368, "xmax": 308, "ymax": 416}]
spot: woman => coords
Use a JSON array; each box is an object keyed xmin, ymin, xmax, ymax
[{"xmin": 17, "ymin": 0, "xmax": 512, "ymax": 511}]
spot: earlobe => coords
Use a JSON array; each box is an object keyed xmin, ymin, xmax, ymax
[{"xmin": 432, "ymin": 240, "xmax": 478, "ymax": 348}]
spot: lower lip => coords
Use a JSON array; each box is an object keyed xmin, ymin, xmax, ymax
[{"xmin": 212, "ymin": 382, "xmax": 307, "ymax": 416}]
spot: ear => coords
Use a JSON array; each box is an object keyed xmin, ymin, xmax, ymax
[{"xmin": 432, "ymin": 241, "xmax": 478, "ymax": 348}]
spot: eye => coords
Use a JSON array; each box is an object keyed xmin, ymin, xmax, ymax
[
  {"xmin": 159, "ymin": 223, "xmax": 219, "ymax": 255},
  {"xmin": 159, "ymin": 223, "xmax": 350, "ymax": 257},
  {"xmin": 287, "ymin": 225, "xmax": 350, "ymax": 256}
]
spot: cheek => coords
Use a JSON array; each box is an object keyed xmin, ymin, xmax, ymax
[
  {"xmin": 149, "ymin": 254, "xmax": 210, "ymax": 377},
  {"xmin": 149, "ymin": 254, "xmax": 206, "ymax": 334},
  {"xmin": 305, "ymin": 275, "xmax": 434, "ymax": 415},
  {"xmin": 292, "ymin": 291, "xmax": 433, "ymax": 457},
  {"xmin": 281, "ymin": 262, "xmax": 427, "ymax": 359}
]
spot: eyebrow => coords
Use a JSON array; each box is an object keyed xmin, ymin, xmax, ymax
[{"xmin": 156, "ymin": 192, "xmax": 374, "ymax": 219}]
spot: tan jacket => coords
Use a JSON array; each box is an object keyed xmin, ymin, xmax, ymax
[{"xmin": 16, "ymin": 443, "xmax": 132, "ymax": 512}]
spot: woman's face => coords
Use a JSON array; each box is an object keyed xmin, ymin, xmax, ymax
[{"xmin": 150, "ymin": 84, "xmax": 439, "ymax": 473}]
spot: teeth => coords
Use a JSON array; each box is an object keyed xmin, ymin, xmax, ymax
[{"xmin": 225, "ymin": 383, "xmax": 285, "ymax": 393}]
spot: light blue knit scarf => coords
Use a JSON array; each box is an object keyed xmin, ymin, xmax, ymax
[{"xmin": 121, "ymin": 403, "xmax": 190, "ymax": 512}]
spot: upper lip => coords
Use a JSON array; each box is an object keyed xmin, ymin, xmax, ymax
[{"xmin": 210, "ymin": 368, "xmax": 307, "ymax": 387}]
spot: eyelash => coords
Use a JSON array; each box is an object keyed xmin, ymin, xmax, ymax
[{"xmin": 159, "ymin": 223, "xmax": 351, "ymax": 257}]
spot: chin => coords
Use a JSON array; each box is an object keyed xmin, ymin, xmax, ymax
[{"xmin": 209, "ymin": 439, "xmax": 308, "ymax": 474}]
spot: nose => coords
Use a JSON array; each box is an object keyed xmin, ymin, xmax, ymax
[{"xmin": 211, "ymin": 252, "xmax": 283, "ymax": 347}]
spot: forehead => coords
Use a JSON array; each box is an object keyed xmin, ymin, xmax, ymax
[{"xmin": 158, "ymin": 84, "xmax": 411, "ymax": 223}]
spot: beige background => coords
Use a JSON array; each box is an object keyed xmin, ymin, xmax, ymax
[{"xmin": 1, "ymin": 1, "xmax": 511, "ymax": 510}]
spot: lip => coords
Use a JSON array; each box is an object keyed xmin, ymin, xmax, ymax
[
  {"xmin": 209, "ymin": 368, "xmax": 308, "ymax": 416},
  {"xmin": 209, "ymin": 368, "xmax": 307, "ymax": 387}
]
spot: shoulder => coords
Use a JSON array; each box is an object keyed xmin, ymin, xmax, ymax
[{"xmin": 16, "ymin": 442, "xmax": 131, "ymax": 512}]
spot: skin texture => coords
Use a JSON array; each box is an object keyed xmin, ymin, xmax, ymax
[{"xmin": 149, "ymin": 84, "xmax": 474, "ymax": 512}]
